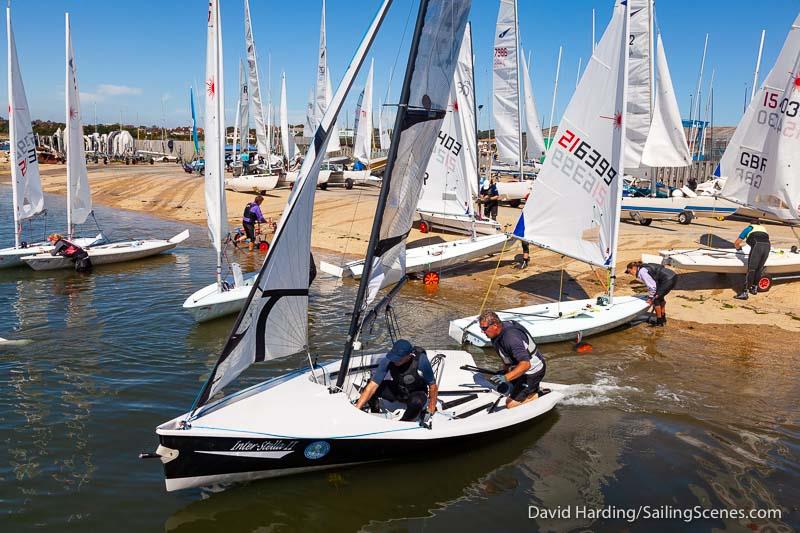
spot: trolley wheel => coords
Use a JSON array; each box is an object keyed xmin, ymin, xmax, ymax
[
  {"xmin": 715, "ymin": 216, "xmax": 726, "ymax": 221},
  {"xmin": 508, "ymin": 199, "xmax": 521, "ymax": 208},
  {"xmin": 419, "ymin": 220, "xmax": 430, "ymax": 234},
  {"xmin": 149, "ymin": 158, "xmax": 155, "ymax": 165},
  {"xmin": 318, "ymin": 182, "xmax": 328, "ymax": 190},
  {"xmin": 757, "ymin": 276, "xmax": 771, "ymax": 292},
  {"xmin": 344, "ymin": 178, "xmax": 354, "ymax": 190},
  {"xmin": 259, "ymin": 242, "xmax": 269, "ymax": 253},
  {"xmin": 638, "ymin": 218, "xmax": 653, "ymax": 226},
  {"xmin": 423, "ymin": 271, "xmax": 440, "ymax": 286},
  {"xmin": 677, "ymin": 210, "xmax": 693, "ymax": 225}
]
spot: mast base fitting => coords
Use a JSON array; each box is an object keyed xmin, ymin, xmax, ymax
[{"xmin": 596, "ymin": 295, "xmax": 610, "ymax": 306}]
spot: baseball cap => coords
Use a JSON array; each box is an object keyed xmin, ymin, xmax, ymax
[{"xmin": 386, "ymin": 339, "xmax": 413, "ymax": 362}]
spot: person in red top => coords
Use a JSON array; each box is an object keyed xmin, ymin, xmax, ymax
[{"xmin": 48, "ymin": 233, "xmax": 92, "ymax": 272}]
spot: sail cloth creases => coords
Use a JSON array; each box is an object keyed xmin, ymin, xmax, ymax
[
  {"xmin": 513, "ymin": 2, "xmax": 627, "ymax": 269},
  {"xmin": 65, "ymin": 13, "xmax": 92, "ymax": 227},
  {"xmin": 194, "ymin": 0, "xmax": 393, "ymax": 409},
  {"xmin": 492, "ymin": 0, "xmax": 521, "ymax": 165},
  {"xmin": 7, "ymin": 6, "xmax": 44, "ymax": 224},
  {"xmin": 719, "ymin": 13, "xmax": 800, "ymax": 222},
  {"xmin": 622, "ymin": 0, "xmax": 652, "ymax": 170},
  {"xmin": 417, "ymin": 22, "xmax": 478, "ymax": 220},
  {"xmin": 366, "ymin": 0, "xmax": 472, "ymax": 303},
  {"xmin": 244, "ymin": 0, "xmax": 270, "ymax": 160},
  {"xmin": 521, "ymin": 50, "xmax": 547, "ymax": 160},
  {"xmin": 204, "ymin": 0, "xmax": 226, "ymax": 256}
]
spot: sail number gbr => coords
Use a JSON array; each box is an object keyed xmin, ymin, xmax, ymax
[{"xmin": 551, "ymin": 129, "xmax": 617, "ymax": 203}]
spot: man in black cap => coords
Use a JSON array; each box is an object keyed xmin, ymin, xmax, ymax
[{"xmin": 354, "ymin": 339, "xmax": 438, "ymax": 422}]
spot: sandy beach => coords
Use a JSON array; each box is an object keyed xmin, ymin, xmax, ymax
[{"xmin": 5, "ymin": 161, "xmax": 799, "ymax": 334}]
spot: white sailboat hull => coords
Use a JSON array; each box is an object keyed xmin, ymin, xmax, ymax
[
  {"xmin": 449, "ymin": 295, "xmax": 650, "ymax": 346},
  {"xmin": 495, "ymin": 180, "xmax": 533, "ymax": 202},
  {"xmin": 652, "ymin": 247, "xmax": 800, "ymax": 275},
  {"xmin": 417, "ymin": 211, "xmax": 501, "ymax": 236},
  {"xmin": 21, "ymin": 230, "xmax": 189, "ymax": 271},
  {"xmin": 225, "ymin": 174, "xmax": 280, "ymax": 193},
  {"xmin": 0, "ymin": 234, "xmax": 104, "ymax": 269},
  {"xmin": 154, "ymin": 350, "xmax": 565, "ymax": 491},
  {"xmin": 621, "ymin": 196, "xmax": 738, "ymax": 221},
  {"xmin": 319, "ymin": 233, "xmax": 508, "ymax": 278},
  {"xmin": 183, "ymin": 274, "xmax": 258, "ymax": 322}
]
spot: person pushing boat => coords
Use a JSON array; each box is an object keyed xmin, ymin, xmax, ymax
[
  {"xmin": 626, "ymin": 261, "xmax": 677, "ymax": 327},
  {"xmin": 478, "ymin": 311, "xmax": 546, "ymax": 408},
  {"xmin": 354, "ymin": 339, "xmax": 439, "ymax": 422},
  {"xmin": 242, "ymin": 196, "xmax": 266, "ymax": 251},
  {"xmin": 48, "ymin": 233, "xmax": 92, "ymax": 272},
  {"xmin": 733, "ymin": 220, "xmax": 770, "ymax": 300}
]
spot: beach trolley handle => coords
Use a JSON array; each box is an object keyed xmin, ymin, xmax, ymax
[{"xmin": 460, "ymin": 364, "xmax": 504, "ymax": 375}]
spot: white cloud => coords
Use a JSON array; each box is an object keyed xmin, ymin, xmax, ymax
[{"xmin": 97, "ymin": 84, "xmax": 143, "ymax": 96}]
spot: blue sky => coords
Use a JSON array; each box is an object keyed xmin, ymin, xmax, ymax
[{"xmin": 2, "ymin": 0, "xmax": 799, "ymax": 129}]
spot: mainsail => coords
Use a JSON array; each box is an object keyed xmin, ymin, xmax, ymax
[
  {"xmin": 353, "ymin": 59, "xmax": 374, "ymax": 166},
  {"xmin": 314, "ymin": 0, "xmax": 341, "ymax": 153},
  {"xmin": 7, "ymin": 4, "xmax": 44, "ymax": 247},
  {"xmin": 492, "ymin": 0, "xmax": 522, "ymax": 165},
  {"xmin": 204, "ymin": 0, "xmax": 227, "ymax": 275},
  {"xmin": 65, "ymin": 13, "xmax": 92, "ymax": 233},
  {"xmin": 720, "ymin": 13, "xmax": 800, "ymax": 222},
  {"xmin": 193, "ymin": 0, "xmax": 393, "ymax": 409},
  {"xmin": 244, "ymin": 0, "xmax": 270, "ymax": 161},
  {"xmin": 232, "ymin": 60, "xmax": 249, "ymax": 162},
  {"xmin": 623, "ymin": 0, "xmax": 653, "ymax": 169},
  {"xmin": 364, "ymin": 0, "xmax": 471, "ymax": 302},
  {"xmin": 280, "ymin": 72, "xmax": 296, "ymax": 161},
  {"xmin": 521, "ymin": 50, "xmax": 547, "ymax": 160},
  {"xmin": 417, "ymin": 22, "xmax": 478, "ymax": 220},
  {"xmin": 514, "ymin": 1, "xmax": 628, "ymax": 268}
]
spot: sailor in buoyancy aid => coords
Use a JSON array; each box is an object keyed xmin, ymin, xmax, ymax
[
  {"xmin": 48, "ymin": 233, "xmax": 92, "ymax": 272},
  {"xmin": 626, "ymin": 261, "xmax": 677, "ymax": 327},
  {"xmin": 478, "ymin": 311, "xmax": 546, "ymax": 408},
  {"xmin": 242, "ymin": 196, "xmax": 267, "ymax": 251},
  {"xmin": 354, "ymin": 339, "xmax": 439, "ymax": 422},
  {"xmin": 733, "ymin": 221, "xmax": 771, "ymax": 300}
]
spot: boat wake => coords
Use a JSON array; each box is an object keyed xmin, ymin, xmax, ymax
[{"xmin": 558, "ymin": 372, "xmax": 638, "ymax": 407}]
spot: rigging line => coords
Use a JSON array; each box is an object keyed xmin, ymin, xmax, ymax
[
  {"xmin": 382, "ymin": 0, "xmax": 415, "ymax": 105},
  {"xmin": 339, "ymin": 189, "xmax": 364, "ymax": 275},
  {"xmin": 557, "ymin": 260, "xmax": 565, "ymax": 315},
  {"xmin": 478, "ymin": 236, "xmax": 510, "ymax": 315}
]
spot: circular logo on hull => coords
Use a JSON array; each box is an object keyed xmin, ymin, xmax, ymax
[{"xmin": 304, "ymin": 441, "xmax": 330, "ymax": 460}]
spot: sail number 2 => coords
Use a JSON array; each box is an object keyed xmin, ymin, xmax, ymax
[{"xmin": 550, "ymin": 129, "xmax": 617, "ymax": 204}]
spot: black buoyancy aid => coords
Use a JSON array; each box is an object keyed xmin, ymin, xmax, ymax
[
  {"xmin": 496, "ymin": 321, "xmax": 545, "ymax": 367},
  {"xmin": 242, "ymin": 203, "xmax": 256, "ymax": 223},
  {"xmin": 388, "ymin": 348, "xmax": 428, "ymax": 398},
  {"xmin": 643, "ymin": 263, "xmax": 677, "ymax": 286},
  {"xmin": 745, "ymin": 224, "xmax": 770, "ymax": 246}
]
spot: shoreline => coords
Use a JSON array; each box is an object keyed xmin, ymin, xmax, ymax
[{"xmin": 2, "ymin": 162, "xmax": 799, "ymax": 334}]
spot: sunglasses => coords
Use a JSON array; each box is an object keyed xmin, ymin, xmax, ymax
[{"xmin": 479, "ymin": 322, "xmax": 496, "ymax": 331}]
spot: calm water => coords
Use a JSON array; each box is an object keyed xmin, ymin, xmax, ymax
[{"xmin": 0, "ymin": 188, "xmax": 798, "ymax": 532}]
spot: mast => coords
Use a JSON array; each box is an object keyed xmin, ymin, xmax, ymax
[
  {"xmin": 468, "ymin": 22, "xmax": 479, "ymax": 238},
  {"xmin": 336, "ymin": 0, "xmax": 430, "ymax": 390},
  {"xmin": 547, "ymin": 45, "xmax": 562, "ymax": 147},
  {"xmin": 751, "ymin": 29, "xmax": 766, "ymax": 102},
  {"xmin": 65, "ymin": 13, "xmax": 72, "ymax": 238},
  {"xmin": 688, "ymin": 33, "xmax": 708, "ymax": 160},
  {"xmin": 7, "ymin": 4, "xmax": 19, "ymax": 247},
  {"xmin": 648, "ymin": 0, "xmax": 655, "ymax": 193},
  {"xmin": 513, "ymin": 0, "xmax": 523, "ymax": 179},
  {"xmin": 232, "ymin": 62, "xmax": 242, "ymax": 164},
  {"xmin": 608, "ymin": 0, "xmax": 631, "ymax": 303}
]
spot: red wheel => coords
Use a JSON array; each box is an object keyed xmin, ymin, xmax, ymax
[
  {"xmin": 419, "ymin": 221, "xmax": 430, "ymax": 234},
  {"xmin": 423, "ymin": 271, "xmax": 440, "ymax": 286},
  {"xmin": 757, "ymin": 276, "xmax": 771, "ymax": 292},
  {"xmin": 259, "ymin": 242, "xmax": 269, "ymax": 252}
]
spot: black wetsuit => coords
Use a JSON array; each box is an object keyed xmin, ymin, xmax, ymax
[{"xmin": 741, "ymin": 225, "xmax": 771, "ymax": 291}]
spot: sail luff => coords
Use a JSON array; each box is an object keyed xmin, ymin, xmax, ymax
[{"xmin": 244, "ymin": 0, "xmax": 270, "ymax": 160}]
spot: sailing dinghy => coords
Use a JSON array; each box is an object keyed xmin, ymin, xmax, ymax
[
  {"xmin": 20, "ymin": 14, "xmax": 187, "ymax": 271},
  {"xmin": 145, "ymin": 0, "xmax": 563, "ymax": 492},
  {"xmin": 450, "ymin": 0, "xmax": 649, "ymax": 347}
]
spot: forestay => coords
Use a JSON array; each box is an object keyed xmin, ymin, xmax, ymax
[
  {"xmin": 622, "ymin": 0, "xmax": 652, "ymax": 170},
  {"xmin": 204, "ymin": 0, "xmax": 226, "ymax": 257},
  {"xmin": 641, "ymin": 34, "xmax": 691, "ymax": 167},
  {"xmin": 492, "ymin": 0, "xmax": 521, "ymax": 165},
  {"xmin": 7, "ymin": 5, "xmax": 44, "ymax": 235},
  {"xmin": 513, "ymin": 3, "xmax": 628, "ymax": 268},
  {"xmin": 244, "ymin": 0, "xmax": 270, "ymax": 160},
  {"xmin": 521, "ymin": 50, "xmax": 547, "ymax": 160},
  {"xmin": 353, "ymin": 59, "xmax": 374, "ymax": 165},
  {"xmin": 193, "ymin": 0, "xmax": 393, "ymax": 409},
  {"xmin": 720, "ymin": 13, "xmax": 800, "ymax": 222},
  {"xmin": 280, "ymin": 72, "xmax": 296, "ymax": 160},
  {"xmin": 65, "ymin": 13, "xmax": 92, "ymax": 229},
  {"xmin": 417, "ymin": 23, "xmax": 478, "ymax": 219},
  {"xmin": 366, "ymin": 0, "xmax": 471, "ymax": 302}
]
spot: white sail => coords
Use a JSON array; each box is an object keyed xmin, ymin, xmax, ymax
[
  {"xmin": 204, "ymin": 0, "xmax": 226, "ymax": 257},
  {"xmin": 720, "ymin": 13, "xmax": 800, "ymax": 222},
  {"xmin": 325, "ymin": 74, "xmax": 341, "ymax": 153},
  {"xmin": 379, "ymin": 97, "xmax": 391, "ymax": 150},
  {"xmin": 7, "ymin": 5, "xmax": 44, "ymax": 237},
  {"xmin": 641, "ymin": 34, "xmax": 691, "ymax": 167},
  {"xmin": 304, "ymin": 88, "xmax": 315, "ymax": 139},
  {"xmin": 521, "ymin": 50, "xmax": 547, "ymax": 160},
  {"xmin": 353, "ymin": 59, "xmax": 374, "ymax": 165},
  {"xmin": 280, "ymin": 72, "xmax": 296, "ymax": 160},
  {"xmin": 315, "ymin": 0, "xmax": 340, "ymax": 153},
  {"xmin": 492, "ymin": 0, "xmax": 522, "ymax": 165},
  {"xmin": 232, "ymin": 60, "xmax": 249, "ymax": 161},
  {"xmin": 244, "ymin": 0, "xmax": 270, "ymax": 160},
  {"xmin": 418, "ymin": 23, "xmax": 478, "ymax": 219},
  {"xmin": 65, "ymin": 13, "xmax": 91, "ymax": 231},
  {"xmin": 194, "ymin": 0, "xmax": 393, "ymax": 408},
  {"xmin": 513, "ymin": 2, "xmax": 628, "ymax": 268},
  {"xmin": 367, "ymin": 0, "xmax": 471, "ymax": 302},
  {"xmin": 623, "ymin": 0, "xmax": 653, "ymax": 170}
]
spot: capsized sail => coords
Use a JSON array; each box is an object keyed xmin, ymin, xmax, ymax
[
  {"xmin": 204, "ymin": 0, "xmax": 226, "ymax": 257},
  {"xmin": 417, "ymin": 22, "xmax": 478, "ymax": 219},
  {"xmin": 641, "ymin": 34, "xmax": 691, "ymax": 167},
  {"xmin": 513, "ymin": 2, "xmax": 628, "ymax": 268},
  {"xmin": 720, "ymin": 13, "xmax": 800, "ymax": 222},
  {"xmin": 353, "ymin": 59, "xmax": 374, "ymax": 166},
  {"xmin": 366, "ymin": 0, "xmax": 471, "ymax": 302},
  {"xmin": 65, "ymin": 13, "xmax": 92, "ymax": 230},
  {"xmin": 521, "ymin": 50, "xmax": 547, "ymax": 160},
  {"xmin": 492, "ymin": 0, "xmax": 522, "ymax": 165},
  {"xmin": 244, "ymin": 0, "xmax": 270, "ymax": 160},
  {"xmin": 7, "ymin": 5, "xmax": 44, "ymax": 237},
  {"xmin": 623, "ymin": 0, "xmax": 653, "ymax": 170},
  {"xmin": 192, "ymin": 0, "xmax": 393, "ymax": 409},
  {"xmin": 280, "ymin": 72, "xmax": 296, "ymax": 160}
]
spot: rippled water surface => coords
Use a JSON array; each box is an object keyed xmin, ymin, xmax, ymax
[{"xmin": 0, "ymin": 189, "xmax": 798, "ymax": 532}]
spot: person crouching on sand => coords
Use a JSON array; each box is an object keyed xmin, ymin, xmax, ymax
[{"xmin": 626, "ymin": 261, "xmax": 677, "ymax": 327}]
